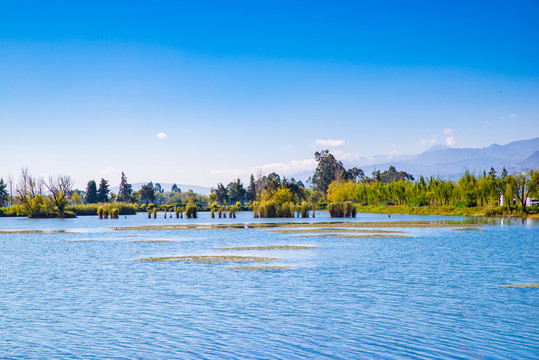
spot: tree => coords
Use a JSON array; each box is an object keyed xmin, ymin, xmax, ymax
[
  {"xmin": 380, "ymin": 166, "xmax": 414, "ymax": 183},
  {"xmin": 214, "ymin": 183, "xmax": 229, "ymax": 204},
  {"xmin": 16, "ymin": 168, "xmax": 46, "ymax": 217},
  {"xmin": 96, "ymin": 178, "xmax": 110, "ymax": 203},
  {"xmin": 154, "ymin": 183, "xmax": 164, "ymax": 194},
  {"xmin": 8, "ymin": 173, "xmax": 13, "ymax": 206},
  {"xmin": 171, "ymin": 184, "xmax": 181, "ymax": 193},
  {"xmin": 310, "ymin": 150, "xmax": 346, "ymax": 193},
  {"xmin": 85, "ymin": 180, "xmax": 98, "ymax": 204},
  {"xmin": 345, "ymin": 167, "xmax": 365, "ymax": 183},
  {"xmin": 227, "ymin": 178, "xmax": 246, "ymax": 204},
  {"xmin": 117, "ymin": 172, "xmax": 133, "ymax": 202},
  {"xmin": 247, "ymin": 174, "xmax": 257, "ymax": 202},
  {"xmin": 139, "ymin": 183, "xmax": 155, "ymax": 206},
  {"xmin": 263, "ymin": 172, "xmax": 281, "ymax": 198},
  {"xmin": 513, "ymin": 169, "xmax": 539, "ymax": 213},
  {"xmin": 45, "ymin": 175, "xmax": 74, "ymax": 217},
  {"xmin": 0, "ymin": 178, "xmax": 8, "ymax": 207}
]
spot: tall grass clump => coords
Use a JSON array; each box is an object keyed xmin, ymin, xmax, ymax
[
  {"xmin": 185, "ymin": 203, "xmax": 197, "ymax": 218},
  {"xmin": 67, "ymin": 203, "xmax": 136, "ymax": 216},
  {"xmin": 328, "ymin": 201, "xmax": 357, "ymax": 218},
  {"xmin": 298, "ymin": 201, "xmax": 311, "ymax": 218}
]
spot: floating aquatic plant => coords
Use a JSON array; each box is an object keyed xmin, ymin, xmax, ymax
[
  {"xmin": 500, "ymin": 283, "xmax": 538, "ymax": 288},
  {"xmin": 137, "ymin": 255, "xmax": 279, "ymax": 263},
  {"xmin": 214, "ymin": 245, "xmax": 318, "ymax": 250}
]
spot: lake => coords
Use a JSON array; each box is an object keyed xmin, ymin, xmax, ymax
[{"xmin": 1, "ymin": 212, "xmax": 537, "ymax": 359}]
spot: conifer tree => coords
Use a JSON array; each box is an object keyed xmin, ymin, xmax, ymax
[
  {"xmin": 117, "ymin": 172, "xmax": 133, "ymax": 202},
  {"xmin": 85, "ymin": 180, "xmax": 98, "ymax": 204},
  {"xmin": 96, "ymin": 178, "xmax": 110, "ymax": 203}
]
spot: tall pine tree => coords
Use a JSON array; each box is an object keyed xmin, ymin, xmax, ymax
[
  {"xmin": 96, "ymin": 178, "xmax": 110, "ymax": 203},
  {"xmin": 85, "ymin": 180, "xmax": 98, "ymax": 204},
  {"xmin": 117, "ymin": 172, "xmax": 132, "ymax": 202}
]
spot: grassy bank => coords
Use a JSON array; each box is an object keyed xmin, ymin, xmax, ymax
[{"xmin": 354, "ymin": 204, "xmax": 539, "ymax": 218}]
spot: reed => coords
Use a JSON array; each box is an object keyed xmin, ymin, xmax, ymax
[
  {"xmin": 328, "ymin": 201, "xmax": 357, "ymax": 218},
  {"xmin": 185, "ymin": 203, "xmax": 197, "ymax": 218}
]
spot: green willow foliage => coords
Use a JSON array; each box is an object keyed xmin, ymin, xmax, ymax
[{"xmin": 327, "ymin": 170, "xmax": 539, "ymax": 213}]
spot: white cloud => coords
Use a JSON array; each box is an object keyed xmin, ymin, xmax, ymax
[
  {"xmin": 98, "ymin": 166, "xmax": 115, "ymax": 174},
  {"xmin": 280, "ymin": 145, "xmax": 295, "ymax": 152},
  {"xmin": 509, "ymin": 113, "xmax": 517, "ymax": 119},
  {"xmin": 421, "ymin": 136, "xmax": 436, "ymax": 145},
  {"xmin": 156, "ymin": 132, "xmax": 168, "ymax": 139},
  {"xmin": 484, "ymin": 120, "xmax": 489, "ymax": 125},
  {"xmin": 389, "ymin": 145, "xmax": 400, "ymax": 155},
  {"xmin": 331, "ymin": 150, "xmax": 360, "ymax": 161},
  {"xmin": 314, "ymin": 139, "xmax": 345, "ymax": 147},
  {"xmin": 445, "ymin": 136, "xmax": 456, "ymax": 147},
  {"xmin": 211, "ymin": 159, "xmax": 317, "ymax": 178},
  {"xmin": 443, "ymin": 128, "xmax": 455, "ymax": 135}
]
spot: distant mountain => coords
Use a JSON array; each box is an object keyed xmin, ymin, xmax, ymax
[
  {"xmin": 342, "ymin": 137, "xmax": 539, "ymax": 179},
  {"xmin": 291, "ymin": 137, "xmax": 539, "ymax": 184},
  {"xmin": 111, "ymin": 182, "xmax": 211, "ymax": 195}
]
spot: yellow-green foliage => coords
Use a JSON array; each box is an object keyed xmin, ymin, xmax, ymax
[
  {"xmin": 185, "ymin": 203, "xmax": 197, "ymax": 218},
  {"xmin": 263, "ymin": 186, "xmax": 297, "ymax": 205},
  {"xmin": 67, "ymin": 203, "xmax": 137, "ymax": 216}
]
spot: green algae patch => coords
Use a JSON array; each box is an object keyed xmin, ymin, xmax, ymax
[
  {"xmin": 270, "ymin": 228, "xmax": 403, "ymax": 234},
  {"xmin": 214, "ymin": 245, "xmax": 318, "ymax": 250},
  {"xmin": 453, "ymin": 228, "xmax": 484, "ymax": 231},
  {"xmin": 137, "ymin": 255, "xmax": 280, "ymax": 263},
  {"xmin": 228, "ymin": 265, "xmax": 292, "ymax": 271},
  {"xmin": 112, "ymin": 223, "xmax": 278, "ymax": 231},
  {"xmin": 1, "ymin": 230, "xmax": 73, "ymax": 234},
  {"xmin": 294, "ymin": 233, "xmax": 410, "ymax": 239},
  {"xmin": 500, "ymin": 283, "xmax": 539, "ymax": 288},
  {"xmin": 132, "ymin": 240, "xmax": 177, "ymax": 243},
  {"xmin": 279, "ymin": 221, "xmax": 479, "ymax": 228}
]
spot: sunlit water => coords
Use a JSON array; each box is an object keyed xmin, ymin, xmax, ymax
[{"xmin": 1, "ymin": 212, "xmax": 537, "ymax": 359}]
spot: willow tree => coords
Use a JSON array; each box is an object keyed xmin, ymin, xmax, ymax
[{"xmin": 513, "ymin": 170, "xmax": 539, "ymax": 213}]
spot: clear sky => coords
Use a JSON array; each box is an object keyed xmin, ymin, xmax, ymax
[{"xmin": 1, "ymin": 1, "xmax": 538, "ymax": 189}]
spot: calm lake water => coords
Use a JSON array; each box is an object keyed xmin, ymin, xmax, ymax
[{"xmin": 1, "ymin": 212, "xmax": 538, "ymax": 359}]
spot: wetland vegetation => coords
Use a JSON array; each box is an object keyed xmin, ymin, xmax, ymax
[{"xmin": 1, "ymin": 151, "xmax": 537, "ymax": 219}]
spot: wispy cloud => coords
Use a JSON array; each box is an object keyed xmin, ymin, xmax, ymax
[
  {"xmin": 98, "ymin": 166, "xmax": 115, "ymax": 174},
  {"xmin": 331, "ymin": 150, "xmax": 360, "ymax": 162},
  {"xmin": 314, "ymin": 139, "xmax": 345, "ymax": 147},
  {"xmin": 443, "ymin": 128, "xmax": 455, "ymax": 135},
  {"xmin": 156, "ymin": 132, "xmax": 168, "ymax": 139},
  {"xmin": 509, "ymin": 113, "xmax": 517, "ymax": 119},
  {"xmin": 211, "ymin": 159, "xmax": 317, "ymax": 178},
  {"xmin": 445, "ymin": 136, "xmax": 456, "ymax": 147},
  {"xmin": 421, "ymin": 136, "xmax": 436, "ymax": 145},
  {"xmin": 280, "ymin": 145, "xmax": 295, "ymax": 152}
]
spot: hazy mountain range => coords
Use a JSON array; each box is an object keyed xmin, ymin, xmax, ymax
[
  {"xmin": 361, "ymin": 137, "xmax": 537, "ymax": 178},
  {"xmin": 292, "ymin": 137, "xmax": 539, "ymax": 183}
]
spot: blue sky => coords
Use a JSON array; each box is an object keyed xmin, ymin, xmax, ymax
[{"xmin": 1, "ymin": 1, "xmax": 538, "ymax": 188}]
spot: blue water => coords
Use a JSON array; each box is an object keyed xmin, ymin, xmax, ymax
[{"xmin": 1, "ymin": 212, "xmax": 538, "ymax": 359}]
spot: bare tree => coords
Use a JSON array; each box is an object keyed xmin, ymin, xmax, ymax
[
  {"xmin": 45, "ymin": 175, "xmax": 74, "ymax": 217},
  {"xmin": 16, "ymin": 167, "xmax": 43, "ymax": 217}
]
